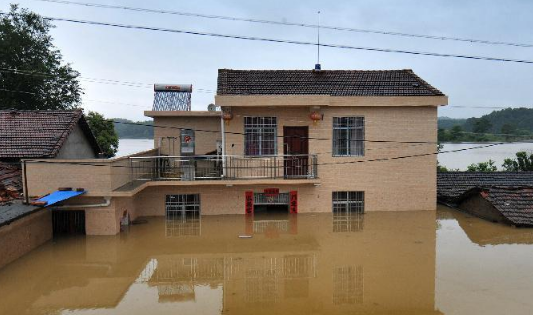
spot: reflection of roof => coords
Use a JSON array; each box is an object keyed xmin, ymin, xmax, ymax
[
  {"xmin": 217, "ymin": 69, "xmax": 445, "ymax": 96},
  {"xmin": 448, "ymin": 206, "xmax": 533, "ymax": 245},
  {"xmin": 437, "ymin": 172, "xmax": 533, "ymax": 204},
  {"xmin": 458, "ymin": 186, "xmax": 533, "ymax": 226},
  {"xmin": 0, "ymin": 109, "xmax": 101, "ymax": 158}
]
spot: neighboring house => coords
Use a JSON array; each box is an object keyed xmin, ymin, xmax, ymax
[
  {"xmin": 0, "ymin": 109, "xmax": 101, "ymax": 203},
  {"xmin": 0, "ymin": 109, "xmax": 101, "ymax": 162},
  {"xmin": 24, "ymin": 68, "xmax": 448, "ymax": 235},
  {"xmin": 438, "ymin": 172, "xmax": 533, "ymax": 227}
]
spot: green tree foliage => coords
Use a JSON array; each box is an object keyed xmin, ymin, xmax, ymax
[
  {"xmin": 86, "ymin": 112, "xmax": 118, "ymax": 158},
  {"xmin": 466, "ymin": 160, "xmax": 497, "ymax": 172},
  {"xmin": 472, "ymin": 118, "xmax": 492, "ymax": 134},
  {"xmin": 113, "ymin": 118, "xmax": 154, "ymax": 138},
  {"xmin": 502, "ymin": 151, "xmax": 533, "ymax": 171},
  {"xmin": 0, "ymin": 5, "xmax": 82, "ymax": 110},
  {"xmin": 449, "ymin": 125, "xmax": 464, "ymax": 141}
]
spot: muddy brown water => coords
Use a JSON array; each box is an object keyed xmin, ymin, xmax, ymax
[{"xmin": 1, "ymin": 206, "xmax": 533, "ymax": 315}]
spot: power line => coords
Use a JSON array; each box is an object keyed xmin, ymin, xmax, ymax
[
  {"xmin": 33, "ymin": 0, "xmax": 533, "ymax": 49},
  {"xmin": 0, "ymin": 67, "xmax": 216, "ymax": 93},
  {"xmin": 16, "ymin": 141, "xmax": 532, "ymax": 170},
  {"xmin": 34, "ymin": 16, "xmax": 533, "ymax": 65}
]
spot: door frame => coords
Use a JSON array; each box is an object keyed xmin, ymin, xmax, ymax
[{"xmin": 283, "ymin": 126, "xmax": 309, "ymax": 178}]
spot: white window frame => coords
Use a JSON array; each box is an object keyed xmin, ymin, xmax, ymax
[
  {"xmin": 332, "ymin": 117, "xmax": 365, "ymax": 157},
  {"xmin": 244, "ymin": 117, "xmax": 277, "ymax": 156}
]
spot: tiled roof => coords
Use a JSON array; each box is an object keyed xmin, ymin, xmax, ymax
[
  {"xmin": 0, "ymin": 162, "xmax": 21, "ymax": 191},
  {"xmin": 461, "ymin": 186, "xmax": 533, "ymax": 227},
  {"xmin": 437, "ymin": 172, "xmax": 533, "ymax": 204},
  {"xmin": 217, "ymin": 69, "xmax": 445, "ymax": 96},
  {"xmin": 0, "ymin": 109, "xmax": 100, "ymax": 158}
]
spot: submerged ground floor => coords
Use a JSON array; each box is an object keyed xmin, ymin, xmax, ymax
[{"xmin": 52, "ymin": 182, "xmax": 436, "ymax": 235}]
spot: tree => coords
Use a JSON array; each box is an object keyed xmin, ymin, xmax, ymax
[
  {"xmin": 0, "ymin": 4, "xmax": 82, "ymax": 110},
  {"xmin": 472, "ymin": 118, "xmax": 492, "ymax": 134},
  {"xmin": 449, "ymin": 125, "xmax": 463, "ymax": 142},
  {"xmin": 86, "ymin": 112, "xmax": 118, "ymax": 158},
  {"xmin": 502, "ymin": 151, "xmax": 533, "ymax": 171},
  {"xmin": 467, "ymin": 160, "xmax": 497, "ymax": 172}
]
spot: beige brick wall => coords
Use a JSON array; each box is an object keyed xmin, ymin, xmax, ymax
[
  {"xmin": 153, "ymin": 116, "xmax": 221, "ymax": 155},
  {"xmin": 0, "ymin": 210, "xmax": 52, "ymax": 269},
  {"xmin": 222, "ymin": 105, "xmax": 437, "ymax": 212}
]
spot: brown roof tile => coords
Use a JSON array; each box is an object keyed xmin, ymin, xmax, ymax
[
  {"xmin": 437, "ymin": 172, "xmax": 533, "ymax": 204},
  {"xmin": 0, "ymin": 109, "xmax": 100, "ymax": 158},
  {"xmin": 461, "ymin": 186, "xmax": 533, "ymax": 227},
  {"xmin": 217, "ymin": 69, "xmax": 444, "ymax": 96}
]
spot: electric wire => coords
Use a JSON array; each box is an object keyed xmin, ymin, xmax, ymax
[
  {"xmin": 1, "ymin": 12, "xmax": 531, "ymax": 65},
  {"xmin": 32, "ymin": 0, "xmax": 533, "ymax": 48}
]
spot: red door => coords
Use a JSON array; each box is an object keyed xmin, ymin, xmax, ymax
[{"xmin": 283, "ymin": 127, "xmax": 309, "ymax": 178}]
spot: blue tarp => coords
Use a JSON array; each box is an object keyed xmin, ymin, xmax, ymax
[{"xmin": 36, "ymin": 190, "xmax": 85, "ymax": 207}]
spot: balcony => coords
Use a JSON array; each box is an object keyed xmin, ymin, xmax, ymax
[{"xmin": 129, "ymin": 154, "xmax": 318, "ymax": 182}]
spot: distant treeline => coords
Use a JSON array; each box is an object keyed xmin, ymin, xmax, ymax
[
  {"xmin": 113, "ymin": 118, "xmax": 154, "ymax": 139},
  {"xmin": 438, "ymin": 108, "xmax": 533, "ymax": 142}
]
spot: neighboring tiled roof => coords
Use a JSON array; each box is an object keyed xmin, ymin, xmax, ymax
[
  {"xmin": 0, "ymin": 162, "xmax": 22, "ymax": 204},
  {"xmin": 460, "ymin": 186, "xmax": 533, "ymax": 227},
  {"xmin": 0, "ymin": 109, "xmax": 101, "ymax": 158},
  {"xmin": 437, "ymin": 172, "xmax": 533, "ymax": 204},
  {"xmin": 217, "ymin": 69, "xmax": 445, "ymax": 96},
  {"xmin": 0, "ymin": 162, "xmax": 21, "ymax": 191}
]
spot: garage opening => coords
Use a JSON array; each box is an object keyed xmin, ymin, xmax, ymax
[
  {"xmin": 254, "ymin": 192, "xmax": 289, "ymax": 217},
  {"xmin": 52, "ymin": 210, "xmax": 86, "ymax": 236}
]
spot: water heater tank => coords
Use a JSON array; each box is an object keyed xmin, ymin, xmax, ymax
[{"xmin": 153, "ymin": 84, "xmax": 193, "ymax": 92}]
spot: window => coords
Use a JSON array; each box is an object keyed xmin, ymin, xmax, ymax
[
  {"xmin": 244, "ymin": 117, "xmax": 277, "ymax": 156},
  {"xmin": 332, "ymin": 191, "xmax": 364, "ymax": 213},
  {"xmin": 332, "ymin": 117, "xmax": 364, "ymax": 156},
  {"xmin": 180, "ymin": 129, "xmax": 195, "ymax": 155},
  {"xmin": 165, "ymin": 194, "xmax": 200, "ymax": 219}
]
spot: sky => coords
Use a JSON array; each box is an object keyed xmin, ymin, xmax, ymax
[{"xmin": 2, "ymin": 0, "xmax": 533, "ymax": 121}]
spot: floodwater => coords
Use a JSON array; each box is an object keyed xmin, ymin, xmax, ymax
[
  {"xmin": 1, "ymin": 208, "xmax": 533, "ymax": 314},
  {"xmin": 439, "ymin": 142, "xmax": 533, "ymax": 170},
  {"xmin": 116, "ymin": 139, "xmax": 154, "ymax": 157}
]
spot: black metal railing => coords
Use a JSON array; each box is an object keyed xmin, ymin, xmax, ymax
[{"xmin": 129, "ymin": 154, "xmax": 318, "ymax": 181}]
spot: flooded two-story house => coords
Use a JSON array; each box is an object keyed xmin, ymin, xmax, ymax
[{"xmin": 24, "ymin": 68, "xmax": 447, "ymax": 235}]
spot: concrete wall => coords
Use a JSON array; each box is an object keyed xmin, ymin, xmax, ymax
[
  {"xmin": 56, "ymin": 125, "xmax": 98, "ymax": 159},
  {"xmin": 0, "ymin": 209, "xmax": 52, "ymax": 269},
  {"xmin": 24, "ymin": 149, "xmax": 158, "ymax": 198},
  {"xmin": 153, "ymin": 116, "xmax": 221, "ymax": 156}
]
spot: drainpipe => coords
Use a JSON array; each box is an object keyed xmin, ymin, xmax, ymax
[
  {"xmin": 53, "ymin": 197, "xmax": 111, "ymax": 209},
  {"xmin": 23, "ymin": 160, "xmax": 29, "ymax": 205},
  {"xmin": 221, "ymin": 110, "xmax": 226, "ymax": 178}
]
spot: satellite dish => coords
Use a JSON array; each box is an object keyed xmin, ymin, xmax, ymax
[{"xmin": 207, "ymin": 104, "xmax": 217, "ymax": 111}]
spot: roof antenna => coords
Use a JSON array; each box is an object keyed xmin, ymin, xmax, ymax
[{"xmin": 314, "ymin": 10, "xmax": 321, "ymax": 72}]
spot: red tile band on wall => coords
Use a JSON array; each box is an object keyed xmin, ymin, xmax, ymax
[
  {"xmin": 245, "ymin": 191, "xmax": 254, "ymax": 214},
  {"xmin": 289, "ymin": 190, "xmax": 298, "ymax": 214}
]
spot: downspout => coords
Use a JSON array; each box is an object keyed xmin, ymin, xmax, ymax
[
  {"xmin": 23, "ymin": 160, "xmax": 29, "ymax": 205},
  {"xmin": 53, "ymin": 196, "xmax": 111, "ymax": 209},
  {"xmin": 221, "ymin": 110, "xmax": 226, "ymax": 178}
]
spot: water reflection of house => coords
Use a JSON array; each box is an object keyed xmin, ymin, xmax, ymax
[{"xmin": 0, "ymin": 212, "xmax": 441, "ymax": 315}]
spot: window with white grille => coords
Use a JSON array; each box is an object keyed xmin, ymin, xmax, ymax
[
  {"xmin": 332, "ymin": 117, "xmax": 365, "ymax": 156},
  {"xmin": 244, "ymin": 117, "xmax": 277, "ymax": 156},
  {"xmin": 332, "ymin": 191, "xmax": 364, "ymax": 213},
  {"xmin": 165, "ymin": 194, "xmax": 200, "ymax": 219}
]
